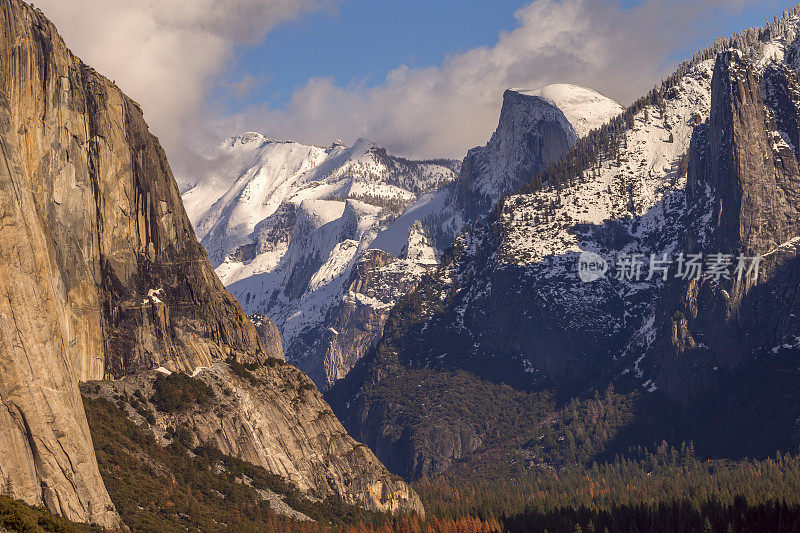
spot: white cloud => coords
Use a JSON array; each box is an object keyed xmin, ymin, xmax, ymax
[
  {"xmin": 36, "ymin": 0, "xmax": 774, "ymax": 179},
  {"xmin": 35, "ymin": 0, "xmax": 338, "ymax": 182},
  {"xmin": 228, "ymin": 0, "xmax": 770, "ymax": 161}
]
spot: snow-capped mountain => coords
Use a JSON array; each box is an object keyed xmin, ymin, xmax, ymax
[
  {"xmin": 183, "ymin": 84, "xmax": 621, "ymax": 388},
  {"xmin": 418, "ymin": 85, "xmax": 623, "ymax": 249},
  {"xmin": 328, "ymin": 9, "xmax": 800, "ymax": 481},
  {"xmin": 183, "ymin": 136, "xmax": 459, "ymax": 386},
  {"xmin": 184, "ymin": 135, "xmax": 455, "ymax": 267}
]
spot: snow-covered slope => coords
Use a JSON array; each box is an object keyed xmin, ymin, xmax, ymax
[
  {"xmin": 184, "ymin": 84, "xmax": 621, "ymax": 388},
  {"xmin": 501, "ymin": 71, "xmax": 712, "ymax": 265},
  {"xmin": 181, "ymin": 132, "xmax": 295, "ymax": 227},
  {"xmin": 520, "ymin": 84, "xmax": 628, "ymax": 137},
  {"xmin": 184, "ymin": 135, "xmax": 454, "ymax": 266},
  {"xmin": 183, "ymin": 135, "xmax": 458, "ymax": 385}
]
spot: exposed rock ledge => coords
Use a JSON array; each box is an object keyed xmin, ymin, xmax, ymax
[{"xmin": 84, "ymin": 363, "xmax": 424, "ymax": 516}]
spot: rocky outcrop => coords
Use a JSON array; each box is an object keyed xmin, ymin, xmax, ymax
[
  {"xmin": 702, "ymin": 50, "xmax": 800, "ymax": 255},
  {"xmin": 646, "ymin": 50, "xmax": 800, "ymax": 401},
  {"xmin": 294, "ymin": 249, "xmax": 428, "ymax": 387},
  {"xmin": 249, "ymin": 314, "xmax": 285, "ymax": 361},
  {"xmin": 452, "ymin": 90, "xmax": 574, "ymax": 221},
  {"xmin": 84, "ymin": 363, "xmax": 424, "ymax": 516},
  {"xmin": 0, "ymin": 0, "xmax": 422, "ymax": 525}
]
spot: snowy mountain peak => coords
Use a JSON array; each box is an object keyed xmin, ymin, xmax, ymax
[
  {"xmin": 222, "ymin": 131, "xmax": 270, "ymax": 149},
  {"xmin": 183, "ymin": 134, "xmax": 459, "ymax": 386},
  {"xmin": 350, "ymin": 138, "xmax": 381, "ymax": 154},
  {"xmin": 438, "ymin": 83, "xmax": 623, "ymax": 226},
  {"xmin": 508, "ymin": 84, "xmax": 623, "ymax": 137}
]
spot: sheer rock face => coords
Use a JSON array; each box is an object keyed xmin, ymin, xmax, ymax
[
  {"xmin": 647, "ymin": 50, "xmax": 800, "ymax": 401},
  {"xmin": 0, "ymin": 0, "xmax": 422, "ymax": 525},
  {"xmin": 448, "ymin": 87, "xmax": 623, "ymax": 228},
  {"xmin": 0, "ymin": 0, "xmax": 265, "ymax": 383},
  {"xmin": 0, "ymin": 1, "xmax": 119, "ymax": 526},
  {"xmin": 451, "ymin": 90, "xmax": 577, "ymax": 222},
  {"xmin": 702, "ymin": 50, "xmax": 800, "ymax": 255}
]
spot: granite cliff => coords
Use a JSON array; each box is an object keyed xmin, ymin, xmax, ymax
[
  {"xmin": 644, "ymin": 50, "xmax": 800, "ymax": 403},
  {"xmin": 0, "ymin": 0, "xmax": 422, "ymax": 526}
]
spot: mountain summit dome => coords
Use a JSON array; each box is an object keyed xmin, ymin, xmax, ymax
[{"xmin": 509, "ymin": 83, "xmax": 623, "ymax": 137}]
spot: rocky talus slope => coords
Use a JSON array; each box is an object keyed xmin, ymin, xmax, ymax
[
  {"xmin": 84, "ymin": 363, "xmax": 421, "ymax": 516},
  {"xmin": 0, "ymin": 0, "xmax": 422, "ymax": 526}
]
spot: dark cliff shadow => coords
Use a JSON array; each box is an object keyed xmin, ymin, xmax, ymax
[
  {"xmin": 328, "ymin": 171, "xmax": 800, "ymax": 479},
  {"xmin": 599, "ymin": 246, "xmax": 800, "ymax": 462}
]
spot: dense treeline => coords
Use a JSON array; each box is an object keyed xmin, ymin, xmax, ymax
[
  {"xmin": 504, "ymin": 500, "xmax": 800, "ymax": 533},
  {"xmin": 151, "ymin": 372, "xmax": 215, "ymax": 412},
  {"xmin": 347, "ymin": 364, "xmax": 642, "ymax": 480},
  {"xmin": 417, "ymin": 449, "xmax": 800, "ymax": 531}
]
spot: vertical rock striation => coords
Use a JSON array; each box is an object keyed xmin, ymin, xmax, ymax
[
  {"xmin": 0, "ymin": 0, "xmax": 422, "ymax": 524},
  {"xmin": 0, "ymin": 0, "xmax": 265, "ymax": 383},
  {"xmin": 702, "ymin": 50, "xmax": 800, "ymax": 255},
  {"xmin": 0, "ymin": 1, "xmax": 121, "ymax": 526},
  {"xmin": 649, "ymin": 50, "xmax": 800, "ymax": 401}
]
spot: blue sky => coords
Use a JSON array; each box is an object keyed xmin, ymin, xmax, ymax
[
  {"xmin": 221, "ymin": 0, "xmax": 797, "ymax": 114},
  {"xmin": 37, "ymin": 0, "xmax": 800, "ymax": 177},
  {"xmin": 221, "ymin": 0, "xmax": 530, "ymax": 109}
]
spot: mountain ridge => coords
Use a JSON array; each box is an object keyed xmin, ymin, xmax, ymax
[
  {"xmin": 185, "ymin": 83, "xmax": 622, "ymax": 390},
  {"xmin": 326, "ymin": 8, "xmax": 800, "ymax": 482},
  {"xmin": 184, "ymin": 133, "xmax": 460, "ymax": 387}
]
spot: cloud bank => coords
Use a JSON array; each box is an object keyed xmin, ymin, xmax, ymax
[
  {"xmin": 37, "ymin": 0, "xmax": 772, "ymax": 181},
  {"xmin": 35, "ymin": 0, "xmax": 338, "ymax": 182},
  {"xmin": 234, "ymin": 0, "xmax": 769, "ymax": 160}
]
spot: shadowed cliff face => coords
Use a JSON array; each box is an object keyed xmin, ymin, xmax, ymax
[
  {"xmin": 0, "ymin": 0, "xmax": 423, "ymax": 525},
  {"xmin": 703, "ymin": 50, "xmax": 800, "ymax": 256},
  {"xmin": 646, "ymin": 50, "xmax": 800, "ymax": 402}
]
